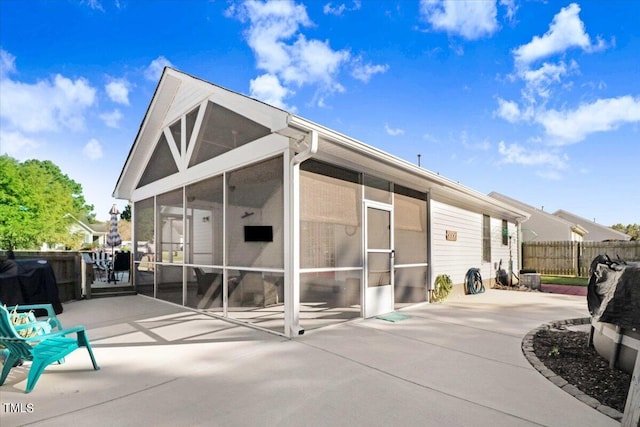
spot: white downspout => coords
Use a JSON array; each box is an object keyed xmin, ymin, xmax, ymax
[
  {"xmin": 293, "ymin": 129, "xmax": 318, "ymax": 164},
  {"xmin": 286, "ymin": 128, "xmax": 318, "ymax": 337}
]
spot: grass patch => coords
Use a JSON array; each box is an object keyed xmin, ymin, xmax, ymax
[{"xmin": 540, "ymin": 275, "xmax": 588, "ymax": 286}]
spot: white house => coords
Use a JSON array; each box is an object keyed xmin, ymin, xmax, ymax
[
  {"xmin": 113, "ymin": 68, "xmax": 528, "ymax": 338},
  {"xmin": 553, "ymin": 209, "xmax": 631, "ymax": 242},
  {"xmin": 41, "ymin": 214, "xmax": 107, "ymax": 251},
  {"xmin": 488, "ymin": 192, "xmax": 588, "ymax": 242}
]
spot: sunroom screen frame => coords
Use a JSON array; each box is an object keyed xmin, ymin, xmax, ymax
[{"xmin": 115, "ymin": 68, "xmax": 529, "ymax": 339}]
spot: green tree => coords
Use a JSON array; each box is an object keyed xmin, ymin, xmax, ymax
[
  {"xmin": 0, "ymin": 155, "xmax": 95, "ymax": 250},
  {"xmin": 611, "ymin": 223, "xmax": 639, "ymax": 240},
  {"xmin": 120, "ymin": 204, "xmax": 131, "ymax": 221}
]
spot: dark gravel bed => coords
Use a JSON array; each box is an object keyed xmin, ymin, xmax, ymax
[{"xmin": 533, "ymin": 328, "xmax": 631, "ymax": 412}]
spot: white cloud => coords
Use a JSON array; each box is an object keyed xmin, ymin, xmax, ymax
[
  {"xmin": 422, "ymin": 133, "xmax": 438, "ymax": 143},
  {"xmin": 100, "ymin": 109, "xmax": 123, "ymax": 128},
  {"xmin": 237, "ymin": 0, "xmax": 312, "ymax": 73},
  {"xmin": 81, "ymin": 0, "xmax": 123, "ymax": 10},
  {"xmin": 518, "ymin": 60, "xmax": 579, "ymax": 100},
  {"xmin": 249, "ymin": 73, "xmax": 293, "ymax": 110},
  {"xmin": 419, "ymin": 0, "xmax": 498, "ymax": 40},
  {"xmin": 494, "ymin": 98, "xmax": 522, "ymax": 123},
  {"xmin": 536, "ymin": 96, "xmax": 640, "ymax": 144},
  {"xmin": 458, "ymin": 130, "xmax": 490, "ymax": 151},
  {"xmin": 0, "ymin": 130, "xmax": 41, "ymax": 159},
  {"xmin": 463, "ymin": 138, "xmax": 491, "ymax": 152},
  {"xmin": 81, "ymin": 0, "xmax": 104, "ymax": 11},
  {"xmin": 0, "ymin": 73, "xmax": 96, "ymax": 133},
  {"xmin": 499, "ymin": 0, "xmax": 518, "ymax": 24},
  {"xmin": 144, "ymin": 56, "xmax": 173, "ymax": 82},
  {"xmin": 0, "ymin": 49, "xmax": 16, "ymax": 78},
  {"xmin": 498, "ymin": 141, "xmax": 568, "ymax": 170},
  {"xmin": 281, "ymin": 35, "xmax": 350, "ymax": 89},
  {"xmin": 494, "ymin": 4, "xmax": 628, "ymax": 176},
  {"xmin": 385, "ymin": 123, "xmax": 405, "ymax": 136},
  {"xmin": 83, "ymin": 138, "xmax": 103, "ymax": 160},
  {"xmin": 512, "ymin": 3, "xmax": 602, "ymax": 69},
  {"xmin": 535, "ymin": 169, "xmax": 563, "ymax": 181},
  {"xmin": 323, "ymin": 1, "xmax": 361, "ymax": 16},
  {"xmin": 229, "ymin": 0, "xmax": 383, "ymax": 108},
  {"xmin": 351, "ymin": 58, "xmax": 389, "ymax": 83},
  {"xmin": 105, "ymin": 79, "xmax": 130, "ymax": 105}
]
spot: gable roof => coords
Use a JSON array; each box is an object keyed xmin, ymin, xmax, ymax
[
  {"xmin": 64, "ymin": 214, "xmax": 106, "ymax": 235},
  {"xmin": 488, "ymin": 192, "xmax": 588, "ymax": 241},
  {"xmin": 553, "ymin": 209, "xmax": 631, "ymax": 241},
  {"xmin": 114, "ymin": 68, "xmax": 530, "ymax": 222},
  {"xmin": 113, "ymin": 67, "xmax": 289, "ymax": 201}
]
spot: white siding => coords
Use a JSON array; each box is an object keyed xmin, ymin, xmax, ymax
[
  {"xmin": 431, "ymin": 200, "xmax": 482, "ymax": 286},
  {"xmin": 431, "ymin": 200, "xmax": 520, "ymax": 287},
  {"xmin": 192, "ymin": 207, "xmax": 215, "ymax": 265}
]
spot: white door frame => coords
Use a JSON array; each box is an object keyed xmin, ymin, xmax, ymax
[{"xmin": 363, "ymin": 200, "xmax": 394, "ymax": 318}]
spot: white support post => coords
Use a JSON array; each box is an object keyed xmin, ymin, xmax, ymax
[
  {"xmin": 287, "ymin": 154, "xmax": 302, "ymax": 337},
  {"xmin": 285, "ymin": 128, "xmax": 317, "ymax": 337},
  {"xmin": 622, "ymin": 349, "xmax": 640, "ymax": 427}
]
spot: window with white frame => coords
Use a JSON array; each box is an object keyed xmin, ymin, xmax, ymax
[{"xmin": 483, "ymin": 214, "xmax": 491, "ymax": 262}]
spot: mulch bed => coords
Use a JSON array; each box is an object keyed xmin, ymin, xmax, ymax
[
  {"xmin": 532, "ymin": 328, "xmax": 631, "ymax": 412},
  {"xmin": 495, "ymin": 283, "xmax": 631, "ymax": 414}
]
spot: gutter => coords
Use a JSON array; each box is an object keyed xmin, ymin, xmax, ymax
[{"xmin": 287, "ymin": 114, "xmax": 528, "ymax": 221}]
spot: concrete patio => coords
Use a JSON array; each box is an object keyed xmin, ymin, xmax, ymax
[{"xmin": 1, "ymin": 289, "xmax": 618, "ymax": 427}]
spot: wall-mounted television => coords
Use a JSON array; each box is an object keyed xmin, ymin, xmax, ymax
[{"xmin": 244, "ymin": 225, "xmax": 273, "ymax": 242}]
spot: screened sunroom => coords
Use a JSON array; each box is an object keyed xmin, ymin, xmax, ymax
[{"xmin": 114, "ymin": 68, "xmax": 525, "ymax": 338}]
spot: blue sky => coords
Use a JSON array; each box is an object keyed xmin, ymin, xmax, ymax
[{"xmin": 1, "ymin": 0, "xmax": 638, "ymax": 226}]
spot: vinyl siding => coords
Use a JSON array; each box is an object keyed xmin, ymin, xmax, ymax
[
  {"xmin": 431, "ymin": 200, "xmax": 482, "ymax": 286},
  {"xmin": 431, "ymin": 200, "xmax": 520, "ymax": 287}
]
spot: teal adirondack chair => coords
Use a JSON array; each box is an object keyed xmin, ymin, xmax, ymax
[
  {"xmin": 0, "ymin": 305, "xmax": 100, "ymax": 393},
  {"xmin": 1, "ymin": 302, "xmax": 63, "ymax": 333}
]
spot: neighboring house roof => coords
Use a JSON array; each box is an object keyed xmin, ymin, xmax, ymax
[
  {"xmin": 553, "ymin": 209, "xmax": 631, "ymax": 241},
  {"xmin": 65, "ymin": 213, "xmax": 106, "ymax": 235},
  {"xmin": 488, "ymin": 192, "xmax": 588, "ymax": 242},
  {"xmin": 113, "ymin": 67, "xmax": 530, "ymax": 223},
  {"xmin": 87, "ymin": 222, "xmax": 107, "ymax": 235}
]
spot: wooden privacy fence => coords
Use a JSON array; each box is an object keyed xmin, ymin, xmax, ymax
[{"xmin": 522, "ymin": 241, "xmax": 640, "ymax": 277}]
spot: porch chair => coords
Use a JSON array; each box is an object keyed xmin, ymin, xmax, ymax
[
  {"xmin": 111, "ymin": 251, "xmax": 131, "ymax": 283},
  {"xmin": 0, "ymin": 305, "xmax": 99, "ymax": 393},
  {"xmin": 92, "ymin": 252, "xmax": 110, "ymax": 282},
  {"xmin": 1, "ymin": 302, "xmax": 63, "ymax": 333},
  {"xmin": 194, "ymin": 268, "xmax": 220, "ymax": 296}
]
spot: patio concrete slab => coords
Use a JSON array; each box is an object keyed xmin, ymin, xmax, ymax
[{"xmin": 0, "ymin": 290, "xmax": 617, "ymax": 427}]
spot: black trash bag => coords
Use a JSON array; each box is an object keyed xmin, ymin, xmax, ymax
[
  {"xmin": 587, "ymin": 254, "xmax": 640, "ymax": 329},
  {"xmin": 496, "ymin": 269, "xmax": 509, "ymax": 286}
]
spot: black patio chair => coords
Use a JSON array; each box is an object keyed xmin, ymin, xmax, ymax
[
  {"xmin": 112, "ymin": 252, "xmax": 131, "ymax": 283},
  {"xmin": 91, "ymin": 252, "xmax": 109, "ymax": 282}
]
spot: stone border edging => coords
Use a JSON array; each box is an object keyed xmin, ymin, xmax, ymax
[{"xmin": 522, "ymin": 317, "xmax": 624, "ymax": 421}]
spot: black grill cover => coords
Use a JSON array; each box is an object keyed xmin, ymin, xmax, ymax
[
  {"xmin": 587, "ymin": 255, "xmax": 640, "ymax": 329},
  {"xmin": 0, "ymin": 259, "xmax": 62, "ymax": 315}
]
